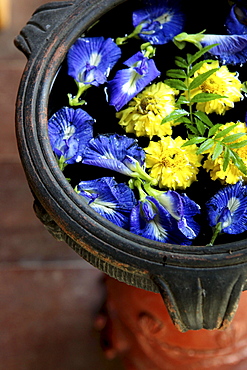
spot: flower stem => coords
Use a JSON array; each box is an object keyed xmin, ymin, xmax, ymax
[
  {"xmin": 68, "ymin": 82, "xmax": 91, "ymax": 106},
  {"xmin": 207, "ymin": 222, "xmax": 222, "ymax": 246}
]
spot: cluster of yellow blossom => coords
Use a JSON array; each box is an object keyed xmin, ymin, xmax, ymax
[
  {"xmin": 203, "ymin": 122, "xmax": 247, "ymax": 184},
  {"xmin": 116, "ymin": 61, "xmax": 245, "ymax": 190},
  {"xmin": 188, "ymin": 61, "xmax": 242, "ymax": 115},
  {"xmin": 116, "ymin": 82, "xmax": 179, "ymax": 139},
  {"xmin": 144, "ymin": 136, "xmax": 203, "ymax": 190}
]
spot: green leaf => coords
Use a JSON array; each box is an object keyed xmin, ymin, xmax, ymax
[
  {"xmin": 197, "ymin": 138, "xmax": 215, "ymax": 153},
  {"xmin": 163, "ymin": 79, "xmax": 187, "ymax": 90},
  {"xmin": 208, "ymin": 124, "xmax": 223, "ymax": 137},
  {"xmin": 223, "ymin": 147, "xmax": 231, "ymax": 171},
  {"xmin": 193, "ymin": 111, "xmax": 213, "ymax": 127},
  {"xmin": 195, "ymin": 118, "xmax": 206, "ymax": 136},
  {"xmin": 221, "ymin": 133, "xmax": 246, "ymax": 144},
  {"xmin": 188, "ymin": 68, "xmax": 219, "ymax": 90},
  {"xmin": 227, "ymin": 150, "xmax": 247, "ymax": 175},
  {"xmin": 161, "ymin": 109, "xmax": 188, "ymax": 124},
  {"xmin": 176, "ymin": 95, "xmax": 190, "ymax": 105},
  {"xmin": 191, "ymin": 92, "xmax": 227, "ymax": 103},
  {"xmin": 214, "ymin": 124, "xmax": 237, "ymax": 139},
  {"xmin": 181, "ymin": 137, "xmax": 206, "ymax": 146},
  {"xmin": 228, "ymin": 140, "xmax": 247, "ymax": 149},
  {"xmin": 166, "ymin": 69, "xmax": 187, "ymax": 79},
  {"xmin": 188, "ymin": 44, "xmax": 219, "ymax": 65},
  {"xmin": 185, "ymin": 124, "xmax": 200, "ymax": 135},
  {"xmin": 212, "ymin": 142, "xmax": 223, "ymax": 160},
  {"xmin": 175, "ymin": 56, "xmax": 188, "ymax": 68},
  {"xmin": 189, "ymin": 59, "xmax": 217, "ymax": 77}
]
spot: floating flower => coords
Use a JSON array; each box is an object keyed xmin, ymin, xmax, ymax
[
  {"xmin": 130, "ymin": 196, "xmax": 192, "ymax": 245},
  {"xmin": 108, "ymin": 51, "xmax": 160, "ymax": 111},
  {"xmin": 67, "ymin": 37, "xmax": 121, "ymax": 105},
  {"xmin": 145, "ymin": 184, "xmax": 201, "ymax": 238},
  {"xmin": 225, "ymin": 4, "xmax": 247, "ymax": 35},
  {"xmin": 144, "ymin": 136, "xmax": 203, "ymax": 190},
  {"xmin": 48, "ymin": 107, "xmax": 94, "ymax": 168},
  {"xmin": 203, "ymin": 122, "xmax": 247, "ymax": 184},
  {"xmin": 173, "ymin": 31, "xmax": 247, "ymax": 65},
  {"xmin": 206, "ymin": 182, "xmax": 247, "ymax": 244},
  {"xmin": 132, "ymin": 0, "xmax": 185, "ymax": 45},
  {"xmin": 116, "ymin": 82, "xmax": 178, "ymax": 139},
  {"xmin": 188, "ymin": 61, "xmax": 242, "ymax": 114},
  {"xmin": 77, "ymin": 177, "xmax": 136, "ymax": 228},
  {"xmin": 81, "ymin": 133, "xmax": 155, "ymax": 183}
]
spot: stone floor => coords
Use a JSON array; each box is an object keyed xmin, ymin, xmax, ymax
[{"xmin": 0, "ymin": 1, "xmax": 122, "ymax": 368}]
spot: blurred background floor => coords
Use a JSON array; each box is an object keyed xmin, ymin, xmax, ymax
[{"xmin": 0, "ymin": 1, "xmax": 122, "ymax": 368}]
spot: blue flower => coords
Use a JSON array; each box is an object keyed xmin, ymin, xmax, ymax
[
  {"xmin": 108, "ymin": 51, "xmax": 160, "ymax": 111},
  {"xmin": 225, "ymin": 4, "xmax": 247, "ymax": 35},
  {"xmin": 130, "ymin": 196, "xmax": 192, "ymax": 245},
  {"xmin": 48, "ymin": 107, "xmax": 94, "ymax": 167},
  {"xmin": 77, "ymin": 177, "xmax": 137, "ymax": 228},
  {"xmin": 67, "ymin": 37, "xmax": 121, "ymax": 86},
  {"xmin": 174, "ymin": 31, "xmax": 247, "ymax": 65},
  {"xmin": 132, "ymin": 0, "xmax": 185, "ymax": 45},
  {"xmin": 157, "ymin": 190, "xmax": 200, "ymax": 239},
  {"xmin": 67, "ymin": 37, "xmax": 121, "ymax": 105},
  {"xmin": 206, "ymin": 182, "xmax": 247, "ymax": 235},
  {"xmin": 81, "ymin": 134, "xmax": 153, "ymax": 181}
]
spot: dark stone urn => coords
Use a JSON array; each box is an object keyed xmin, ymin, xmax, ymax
[{"xmin": 14, "ymin": 0, "xmax": 247, "ymax": 335}]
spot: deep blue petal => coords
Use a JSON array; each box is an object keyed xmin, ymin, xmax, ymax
[
  {"xmin": 108, "ymin": 52, "xmax": 160, "ymax": 111},
  {"xmin": 130, "ymin": 196, "xmax": 192, "ymax": 245},
  {"xmin": 67, "ymin": 37, "xmax": 121, "ymax": 86},
  {"xmin": 48, "ymin": 107, "xmax": 94, "ymax": 163},
  {"xmin": 77, "ymin": 177, "xmax": 136, "ymax": 228},
  {"xmin": 201, "ymin": 34, "xmax": 247, "ymax": 64},
  {"xmin": 132, "ymin": 1, "xmax": 185, "ymax": 45},
  {"xmin": 158, "ymin": 191, "xmax": 200, "ymax": 239},
  {"xmin": 82, "ymin": 134, "xmax": 145, "ymax": 176},
  {"xmin": 206, "ymin": 182, "xmax": 247, "ymax": 234},
  {"xmin": 226, "ymin": 4, "xmax": 247, "ymax": 35}
]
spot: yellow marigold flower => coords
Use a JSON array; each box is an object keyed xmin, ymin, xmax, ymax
[
  {"xmin": 188, "ymin": 61, "xmax": 242, "ymax": 115},
  {"xmin": 116, "ymin": 82, "xmax": 178, "ymax": 139},
  {"xmin": 144, "ymin": 136, "xmax": 203, "ymax": 190},
  {"xmin": 203, "ymin": 122, "xmax": 247, "ymax": 184}
]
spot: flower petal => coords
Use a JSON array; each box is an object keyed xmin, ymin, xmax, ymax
[
  {"xmin": 108, "ymin": 52, "xmax": 160, "ymax": 111},
  {"xmin": 48, "ymin": 106, "xmax": 94, "ymax": 164},
  {"xmin": 206, "ymin": 182, "xmax": 247, "ymax": 234},
  {"xmin": 67, "ymin": 37, "xmax": 121, "ymax": 86},
  {"xmin": 82, "ymin": 134, "xmax": 145, "ymax": 176},
  {"xmin": 77, "ymin": 177, "xmax": 136, "ymax": 228},
  {"xmin": 201, "ymin": 34, "xmax": 247, "ymax": 64},
  {"xmin": 130, "ymin": 196, "xmax": 192, "ymax": 245},
  {"xmin": 132, "ymin": 0, "xmax": 185, "ymax": 45},
  {"xmin": 225, "ymin": 4, "xmax": 247, "ymax": 35}
]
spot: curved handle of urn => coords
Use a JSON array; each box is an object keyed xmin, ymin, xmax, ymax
[
  {"xmin": 151, "ymin": 265, "xmax": 247, "ymax": 332},
  {"xmin": 14, "ymin": 1, "xmax": 75, "ymax": 58}
]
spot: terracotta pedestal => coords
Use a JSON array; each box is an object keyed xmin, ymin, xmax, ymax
[{"xmin": 96, "ymin": 275, "xmax": 247, "ymax": 370}]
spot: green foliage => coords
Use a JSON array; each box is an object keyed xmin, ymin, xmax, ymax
[{"xmin": 161, "ymin": 45, "xmax": 247, "ymax": 176}]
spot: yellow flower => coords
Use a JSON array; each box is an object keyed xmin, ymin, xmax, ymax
[
  {"xmin": 203, "ymin": 122, "xmax": 247, "ymax": 184},
  {"xmin": 188, "ymin": 61, "xmax": 242, "ymax": 115},
  {"xmin": 144, "ymin": 136, "xmax": 203, "ymax": 190},
  {"xmin": 116, "ymin": 82, "xmax": 178, "ymax": 139}
]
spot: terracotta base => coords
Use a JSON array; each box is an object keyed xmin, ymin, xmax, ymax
[{"xmin": 95, "ymin": 275, "xmax": 247, "ymax": 370}]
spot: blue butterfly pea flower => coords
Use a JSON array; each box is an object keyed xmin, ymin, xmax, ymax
[
  {"xmin": 67, "ymin": 37, "xmax": 121, "ymax": 86},
  {"xmin": 48, "ymin": 107, "xmax": 94, "ymax": 167},
  {"xmin": 130, "ymin": 196, "xmax": 192, "ymax": 245},
  {"xmin": 77, "ymin": 177, "xmax": 137, "ymax": 228},
  {"xmin": 67, "ymin": 37, "xmax": 121, "ymax": 105},
  {"xmin": 206, "ymin": 182, "xmax": 247, "ymax": 236},
  {"xmin": 132, "ymin": 0, "xmax": 185, "ymax": 45},
  {"xmin": 81, "ymin": 133, "xmax": 150, "ymax": 179},
  {"xmin": 108, "ymin": 51, "xmax": 160, "ymax": 111}
]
